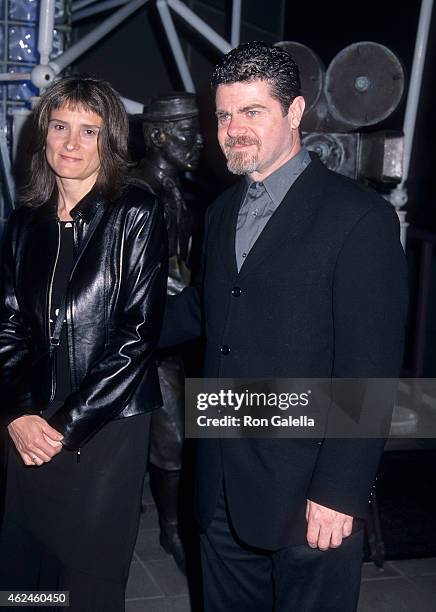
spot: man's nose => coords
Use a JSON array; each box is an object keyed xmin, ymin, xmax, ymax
[{"xmin": 226, "ymin": 116, "xmax": 247, "ymax": 137}]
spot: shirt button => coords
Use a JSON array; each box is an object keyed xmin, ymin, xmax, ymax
[
  {"xmin": 242, "ymin": 252, "xmax": 247, "ymax": 258},
  {"xmin": 220, "ymin": 345, "xmax": 231, "ymax": 355},
  {"xmin": 252, "ymin": 209, "xmax": 258, "ymax": 217},
  {"xmin": 258, "ymin": 182, "xmax": 264, "ymax": 187},
  {"xmin": 231, "ymin": 287, "xmax": 242, "ymax": 297}
]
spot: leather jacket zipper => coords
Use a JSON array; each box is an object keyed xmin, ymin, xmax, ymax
[
  {"xmin": 48, "ymin": 220, "xmax": 61, "ymax": 337},
  {"xmin": 47, "ymin": 222, "xmax": 80, "ymax": 465},
  {"xmin": 47, "ymin": 220, "xmax": 61, "ymax": 402}
]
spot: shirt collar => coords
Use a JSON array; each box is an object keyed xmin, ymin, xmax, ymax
[{"xmin": 245, "ymin": 147, "xmax": 311, "ymax": 207}]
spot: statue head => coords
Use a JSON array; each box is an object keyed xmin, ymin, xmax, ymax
[{"xmin": 141, "ymin": 93, "xmax": 203, "ymax": 172}]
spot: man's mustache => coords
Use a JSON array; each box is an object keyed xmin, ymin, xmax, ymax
[{"xmin": 225, "ymin": 136, "xmax": 260, "ymax": 148}]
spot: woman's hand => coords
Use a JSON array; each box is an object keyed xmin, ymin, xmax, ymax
[{"xmin": 7, "ymin": 415, "xmax": 64, "ymax": 466}]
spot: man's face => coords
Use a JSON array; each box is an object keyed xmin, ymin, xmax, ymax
[
  {"xmin": 163, "ymin": 117, "xmax": 203, "ymax": 171},
  {"xmin": 215, "ymin": 80, "xmax": 304, "ymax": 180}
]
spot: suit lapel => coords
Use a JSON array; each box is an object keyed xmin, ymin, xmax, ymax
[{"xmin": 217, "ymin": 180, "xmax": 246, "ymax": 280}]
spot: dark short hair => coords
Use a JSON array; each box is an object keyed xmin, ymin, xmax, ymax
[
  {"xmin": 210, "ymin": 41, "xmax": 301, "ymax": 115},
  {"xmin": 20, "ymin": 74, "xmax": 130, "ymax": 206}
]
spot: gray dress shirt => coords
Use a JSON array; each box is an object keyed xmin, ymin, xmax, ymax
[{"xmin": 235, "ymin": 147, "xmax": 311, "ymax": 271}]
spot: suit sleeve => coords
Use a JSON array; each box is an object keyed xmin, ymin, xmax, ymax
[
  {"xmin": 49, "ymin": 200, "xmax": 168, "ymax": 449},
  {"xmin": 307, "ymin": 204, "xmax": 408, "ymax": 517},
  {"xmin": 158, "ymin": 206, "xmax": 211, "ymax": 348},
  {"xmin": 0, "ymin": 210, "xmax": 36, "ymax": 427}
]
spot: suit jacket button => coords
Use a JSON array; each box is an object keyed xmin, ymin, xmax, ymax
[
  {"xmin": 231, "ymin": 287, "xmax": 242, "ymax": 297},
  {"xmin": 220, "ymin": 345, "xmax": 231, "ymax": 355}
]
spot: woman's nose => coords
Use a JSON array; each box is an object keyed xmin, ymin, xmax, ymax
[{"xmin": 64, "ymin": 131, "xmax": 80, "ymax": 151}]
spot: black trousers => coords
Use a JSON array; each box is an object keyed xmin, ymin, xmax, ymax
[
  {"xmin": 200, "ymin": 484, "xmax": 364, "ymax": 612},
  {"xmin": 0, "ymin": 411, "xmax": 151, "ymax": 612}
]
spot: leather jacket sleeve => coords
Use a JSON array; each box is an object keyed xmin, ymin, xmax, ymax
[
  {"xmin": 49, "ymin": 198, "xmax": 168, "ymax": 449},
  {"xmin": 0, "ymin": 209, "xmax": 35, "ymax": 426}
]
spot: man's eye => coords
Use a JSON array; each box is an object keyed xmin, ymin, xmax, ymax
[
  {"xmin": 247, "ymin": 110, "xmax": 259, "ymax": 117},
  {"xmin": 217, "ymin": 114, "xmax": 230, "ymax": 123}
]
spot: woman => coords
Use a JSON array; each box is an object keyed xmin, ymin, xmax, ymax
[{"xmin": 0, "ymin": 75, "xmax": 168, "ymax": 610}]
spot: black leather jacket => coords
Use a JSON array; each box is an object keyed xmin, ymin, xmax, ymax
[{"xmin": 0, "ymin": 182, "xmax": 168, "ymax": 450}]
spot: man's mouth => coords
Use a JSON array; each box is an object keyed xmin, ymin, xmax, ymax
[{"xmin": 225, "ymin": 136, "xmax": 260, "ymax": 150}]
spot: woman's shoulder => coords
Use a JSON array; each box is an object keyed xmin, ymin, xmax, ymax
[
  {"xmin": 118, "ymin": 178, "xmax": 158, "ymax": 209},
  {"xmin": 113, "ymin": 179, "xmax": 163, "ymax": 228}
]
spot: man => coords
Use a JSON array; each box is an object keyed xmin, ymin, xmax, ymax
[
  {"xmin": 161, "ymin": 41, "xmax": 408, "ymax": 611},
  {"xmin": 131, "ymin": 94, "xmax": 203, "ymax": 573}
]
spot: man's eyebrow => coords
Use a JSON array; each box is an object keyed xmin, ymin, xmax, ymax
[
  {"xmin": 215, "ymin": 104, "xmax": 267, "ymax": 117},
  {"xmin": 239, "ymin": 104, "xmax": 268, "ymax": 112}
]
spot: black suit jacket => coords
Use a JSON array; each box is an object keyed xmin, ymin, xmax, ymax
[{"xmin": 161, "ymin": 155, "xmax": 408, "ymax": 550}]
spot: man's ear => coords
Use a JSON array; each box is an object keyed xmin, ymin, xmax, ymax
[
  {"xmin": 288, "ymin": 96, "xmax": 305, "ymax": 130},
  {"xmin": 150, "ymin": 127, "xmax": 166, "ymax": 148}
]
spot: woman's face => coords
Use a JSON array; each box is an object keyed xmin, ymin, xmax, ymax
[{"xmin": 45, "ymin": 105, "xmax": 102, "ymax": 184}]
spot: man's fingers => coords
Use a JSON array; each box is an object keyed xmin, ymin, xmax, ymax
[
  {"xmin": 316, "ymin": 526, "xmax": 333, "ymax": 551},
  {"xmin": 329, "ymin": 527, "xmax": 343, "ymax": 548},
  {"xmin": 306, "ymin": 500, "xmax": 355, "ymax": 550},
  {"xmin": 342, "ymin": 517, "xmax": 353, "ymax": 538},
  {"xmin": 306, "ymin": 518, "xmax": 320, "ymax": 548}
]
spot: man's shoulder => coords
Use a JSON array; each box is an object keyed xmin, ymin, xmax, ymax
[
  {"xmin": 312, "ymin": 166, "xmax": 401, "ymax": 247},
  {"xmin": 317, "ymin": 161, "xmax": 390, "ymax": 218}
]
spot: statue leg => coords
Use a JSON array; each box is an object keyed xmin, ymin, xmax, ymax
[{"xmin": 149, "ymin": 355, "xmax": 185, "ymax": 573}]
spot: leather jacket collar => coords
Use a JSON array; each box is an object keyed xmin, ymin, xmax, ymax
[
  {"xmin": 35, "ymin": 185, "xmax": 105, "ymax": 224},
  {"xmin": 70, "ymin": 186, "xmax": 105, "ymax": 223}
]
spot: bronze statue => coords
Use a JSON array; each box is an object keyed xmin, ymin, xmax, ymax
[{"xmin": 131, "ymin": 93, "xmax": 203, "ymax": 573}]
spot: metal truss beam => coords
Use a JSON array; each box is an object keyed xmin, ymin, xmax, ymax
[
  {"xmin": 50, "ymin": 0, "xmax": 150, "ymax": 73},
  {"xmin": 72, "ymin": 0, "xmax": 131, "ymax": 23},
  {"xmin": 157, "ymin": 0, "xmax": 195, "ymax": 92}
]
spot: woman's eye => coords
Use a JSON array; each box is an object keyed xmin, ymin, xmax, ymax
[
  {"xmin": 53, "ymin": 124, "xmax": 65, "ymax": 130},
  {"xmin": 84, "ymin": 129, "xmax": 96, "ymax": 136}
]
